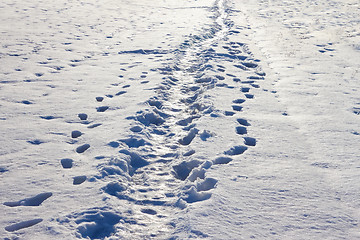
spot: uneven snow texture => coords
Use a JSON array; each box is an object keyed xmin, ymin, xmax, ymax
[{"xmin": 1, "ymin": 0, "xmax": 359, "ymax": 239}]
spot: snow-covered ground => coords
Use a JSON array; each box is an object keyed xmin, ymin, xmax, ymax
[{"xmin": 0, "ymin": 0, "xmax": 359, "ymax": 239}]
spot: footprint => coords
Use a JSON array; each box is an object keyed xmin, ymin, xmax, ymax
[
  {"xmin": 353, "ymin": 107, "xmax": 360, "ymax": 115},
  {"xmin": 5, "ymin": 219, "xmax": 43, "ymax": 232},
  {"xmin": 183, "ymin": 186, "xmax": 211, "ymax": 203},
  {"xmin": 236, "ymin": 126, "xmax": 247, "ymax": 135},
  {"xmin": 195, "ymin": 77, "xmax": 215, "ymax": 84},
  {"xmin": 27, "ymin": 140, "xmax": 44, "ymax": 145},
  {"xmin": 61, "ymin": 158, "xmax": 73, "ymax": 169},
  {"xmin": 237, "ymin": 118, "xmax": 251, "ymax": 126},
  {"xmin": 213, "ymin": 156, "xmax": 233, "ymax": 164},
  {"xmin": 115, "ymin": 91, "xmax": 126, "ymax": 96},
  {"xmin": 225, "ymin": 111, "xmax": 235, "ymax": 116},
  {"xmin": 224, "ymin": 146, "xmax": 248, "ymax": 155},
  {"xmin": 199, "ymin": 130, "xmax": 213, "ymax": 141},
  {"xmin": 76, "ymin": 144, "xmax": 90, "ymax": 153},
  {"xmin": 245, "ymin": 94, "xmax": 254, "ymax": 99},
  {"xmin": 135, "ymin": 110, "xmax": 165, "ymax": 126},
  {"xmin": 88, "ymin": 123, "xmax": 102, "ymax": 129},
  {"xmin": 120, "ymin": 136, "xmax": 150, "ymax": 148},
  {"xmin": 103, "ymin": 180, "xmax": 129, "ymax": 196},
  {"xmin": 68, "ymin": 208, "xmax": 121, "ymax": 239},
  {"xmin": 22, "ymin": 100, "xmax": 33, "ymax": 105},
  {"xmin": 176, "ymin": 117, "xmax": 196, "ymax": 126},
  {"xmin": 188, "ymin": 168, "xmax": 206, "ymax": 182},
  {"xmin": 119, "ymin": 149, "xmax": 149, "ymax": 171},
  {"xmin": 226, "ymin": 73, "xmax": 236, "ymax": 77},
  {"xmin": 69, "ymin": 129, "xmax": 82, "ymax": 138},
  {"xmin": 0, "ymin": 166, "xmax": 8, "ymax": 173},
  {"xmin": 130, "ymin": 126, "xmax": 143, "ymax": 133},
  {"xmin": 232, "ymin": 105, "xmax": 243, "ymax": 111},
  {"xmin": 183, "ymin": 149, "xmax": 196, "ymax": 156},
  {"xmin": 256, "ymin": 71, "xmax": 266, "ymax": 77},
  {"xmin": 178, "ymin": 128, "xmax": 199, "ymax": 145},
  {"xmin": 97, "ymin": 106, "xmax": 109, "ymax": 112},
  {"xmin": 248, "ymin": 76, "xmax": 264, "ymax": 80},
  {"xmin": 233, "ymin": 99, "xmax": 245, "ymax": 104},
  {"xmin": 173, "ymin": 160, "xmax": 202, "ymax": 181},
  {"xmin": 96, "ymin": 97, "xmax": 104, "ymax": 102},
  {"xmin": 234, "ymin": 64, "xmax": 248, "ymax": 71},
  {"xmin": 35, "ymin": 73, "xmax": 44, "ymax": 77},
  {"xmin": 78, "ymin": 113, "xmax": 88, "ymax": 120},
  {"xmin": 108, "ymin": 141, "xmax": 120, "ymax": 148},
  {"xmin": 147, "ymin": 99, "xmax": 163, "ymax": 109},
  {"xmin": 214, "ymin": 75, "xmax": 225, "ymax": 80},
  {"xmin": 244, "ymin": 137, "xmax": 256, "ymax": 146},
  {"xmin": 40, "ymin": 115, "xmax": 60, "ymax": 120},
  {"xmin": 196, "ymin": 178, "xmax": 218, "ymax": 191},
  {"xmin": 241, "ymin": 87, "xmax": 250, "ymax": 93},
  {"xmin": 241, "ymin": 62, "xmax": 258, "ymax": 68},
  {"xmin": 141, "ymin": 208, "xmax": 157, "ymax": 215},
  {"xmin": 242, "ymin": 80, "xmax": 255, "ymax": 84},
  {"xmin": 73, "ymin": 176, "xmax": 87, "ymax": 185},
  {"xmin": 216, "ymin": 83, "xmax": 229, "ymax": 88},
  {"xmin": 4, "ymin": 192, "xmax": 52, "ymax": 207}
]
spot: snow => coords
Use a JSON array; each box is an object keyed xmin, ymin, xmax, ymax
[{"xmin": 1, "ymin": 0, "xmax": 359, "ymax": 239}]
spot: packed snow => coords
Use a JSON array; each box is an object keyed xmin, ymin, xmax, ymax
[{"xmin": 0, "ymin": 0, "xmax": 359, "ymax": 239}]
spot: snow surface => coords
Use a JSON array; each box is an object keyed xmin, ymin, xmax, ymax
[{"xmin": 0, "ymin": 0, "xmax": 359, "ymax": 239}]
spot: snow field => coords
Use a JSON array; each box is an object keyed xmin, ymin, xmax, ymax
[{"xmin": 1, "ymin": 0, "xmax": 359, "ymax": 239}]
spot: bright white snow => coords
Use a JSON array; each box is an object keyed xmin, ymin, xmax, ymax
[{"xmin": 0, "ymin": 0, "xmax": 359, "ymax": 239}]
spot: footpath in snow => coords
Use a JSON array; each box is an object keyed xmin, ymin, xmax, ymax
[{"xmin": 0, "ymin": 0, "xmax": 359, "ymax": 239}]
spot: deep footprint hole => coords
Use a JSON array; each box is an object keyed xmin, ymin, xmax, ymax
[
  {"xmin": 224, "ymin": 146, "xmax": 248, "ymax": 156},
  {"xmin": 236, "ymin": 126, "xmax": 247, "ymax": 135},
  {"xmin": 244, "ymin": 137, "xmax": 256, "ymax": 146}
]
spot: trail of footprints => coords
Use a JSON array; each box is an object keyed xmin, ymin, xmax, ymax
[
  {"xmin": 3, "ymin": 63, "xmax": 154, "ymax": 233},
  {"xmin": 4, "ymin": 1, "xmax": 263, "ymax": 237}
]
